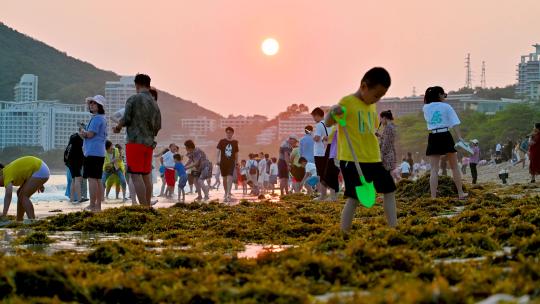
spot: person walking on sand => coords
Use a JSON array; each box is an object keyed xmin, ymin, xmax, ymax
[
  {"xmin": 278, "ymin": 135, "xmax": 297, "ymax": 196},
  {"xmin": 469, "ymin": 139, "xmax": 480, "ymax": 184},
  {"xmin": 325, "ymin": 67, "xmax": 398, "ymax": 232},
  {"xmin": 528, "ymin": 123, "xmax": 540, "ymax": 183},
  {"xmin": 216, "ymin": 127, "xmax": 239, "ymax": 202},
  {"xmin": 378, "ymin": 110, "xmax": 397, "ymax": 181},
  {"xmin": 312, "ymin": 107, "xmax": 335, "ymax": 201},
  {"xmin": 81, "ymin": 95, "xmax": 108, "ymax": 212},
  {"xmin": 113, "ymin": 74, "xmax": 161, "ymax": 206},
  {"xmin": 1, "ymin": 156, "xmax": 50, "ymax": 222},
  {"xmin": 422, "ymin": 86, "xmax": 467, "ymax": 199}
]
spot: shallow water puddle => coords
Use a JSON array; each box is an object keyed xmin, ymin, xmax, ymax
[
  {"xmin": 433, "ymin": 206, "xmax": 465, "ymax": 218},
  {"xmin": 434, "ymin": 247, "xmax": 513, "ymax": 264},
  {"xmin": 0, "ymin": 229, "xmax": 166, "ymax": 255},
  {"xmin": 237, "ymin": 243, "xmax": 294, "ymax": 258}
]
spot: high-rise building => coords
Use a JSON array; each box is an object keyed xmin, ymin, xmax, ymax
[
  {"xmin": 277, "ymin": 113, "xmax": 314, "ymax": 140},
  {"xmin": 180, "ymin": 117, "xmax": 217, "ymax": 135},
  {"xmin": 14, "ymin": 74, "xmax": 38, "ymax": 102},
  {"xmin": 0, "ymin": 100, "xmax": 90, "ymax": 151},
  {"xmin": 516, "ymin": 44, "xmax": 540, "ymax": 100},
  {"xmin": 104, "ymin": 76, "xmax": 136, "ymax": 144}
]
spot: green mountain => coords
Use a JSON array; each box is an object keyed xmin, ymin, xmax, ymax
[{"xmin": 0, "ymin": 22, "xmax": 222, "ymax": 139}]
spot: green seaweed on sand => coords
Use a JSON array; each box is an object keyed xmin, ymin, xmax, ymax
[
  {"xmin": 0, "ymin": 182, "xmax": 538, "ymax": 302},
  {"xmin": 19, "ymin": 231, "xmax": 54, "ymax": 245}
]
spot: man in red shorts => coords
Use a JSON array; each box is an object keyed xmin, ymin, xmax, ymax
[{"xmin": 113, "ymin": 74, "xmax": 161, "ymax": 206}]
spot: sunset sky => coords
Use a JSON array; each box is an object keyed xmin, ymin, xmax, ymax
[{"xmin": 2, "ymin": 0, "xmax": 539, "ymax": 117}]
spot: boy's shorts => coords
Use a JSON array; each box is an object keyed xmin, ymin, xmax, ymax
[
  {"xmin": 177, "ymin": 175, "xmax": 188, "ymax": 189},
  {"xmin": 339, "ymin": 161, "xmax": 396, "ymax": 198}
]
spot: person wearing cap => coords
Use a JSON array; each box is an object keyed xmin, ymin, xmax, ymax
[
  {"xmin": 469, "ymin": 139, "xmax": 480, "ymax": 184},
  {"xmin": 277, "ymin": 135, "xmax": 298, "ymax": 196},
  {"xmin": 80, "ymin": 95, "xmax": 108, "ymax": 212},
  {"xmin": 113, "ymin": 74, "xmax": 162, "ymax": 206}
]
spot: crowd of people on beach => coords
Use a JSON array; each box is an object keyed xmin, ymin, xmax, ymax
[{"xmin": 1, "ymin": 69, "xmax": 540, "ymax": 233}]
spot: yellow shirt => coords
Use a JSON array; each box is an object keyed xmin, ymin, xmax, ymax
[
  {"xmin": 337, "ymin": 95, "xmax": 381, "ymax": 162},
  {"xmin": 103, "ymin": 148, "xmax": 125, "ymax": 172},
  {"xmin": 2, "ymin": 156, "xmax": 42, "ymax": 186}
]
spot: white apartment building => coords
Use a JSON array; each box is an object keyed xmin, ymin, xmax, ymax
[
  {"xmin": 219, "ymin": 115, "xmax": 268, "ymax": 129},
  {"xmin": 14, "ymin": 74, "xmax": 38, "ymax": 102},
  {"xmin": 0, "ymin": 100, "xmax": 90, "ymax": 151},
  {"xmin": 278, "ymin": 113, "xmax": 314, "ymax": 140},
  {"xmin": 256, "ymin": 126, "xmax": 277, "ymax": 145},
  {"xmin": 105, "ymin": 76, "xmax": 136, "ymax": 144},
  {"xmin": 180, "ymin": 116, "xmax": 217, "ymax": 135},
  {"xmin": 516, "ymin": 44, "xmax": 540, "ymax": 100}
]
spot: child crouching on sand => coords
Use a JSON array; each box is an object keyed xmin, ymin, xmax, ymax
[{"xmin": 325, "ymin": 67, "xmax": 398, "ymax": 233}]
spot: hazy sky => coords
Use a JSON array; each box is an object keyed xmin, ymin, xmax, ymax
[{"xmin": 2, "ymin": 0, "xmax": 539, "ymax": 117}]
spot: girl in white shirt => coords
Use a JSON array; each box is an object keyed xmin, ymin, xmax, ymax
[{"xmin": 422, "ymin": 86, "xmax": 467, "ymax": 199}]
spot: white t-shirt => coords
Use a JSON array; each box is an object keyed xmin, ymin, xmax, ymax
[
  {"xmin": 162, "ymin": 151, "xmax": 175, "ymax": 168},
  {"xmin": 258, "ymin": 159, "xmax": 267, "ymax": 176},
  {"xmin": 422, "ymin": 102, "xmax": 460, "ymax": 130},
  {"xmin": 400, "ymin": 161, "xmax": 411, "ymax": 174},
  {"xmin": 270, "ymin": 163, "xmax": 278, "ymax": 176},
  {"xmin": 496, "ymin": 143, "xmax": 502, "ymax": 152},
  {"xmin": 314, "ymin": 121, "xmax": 329, "ymax": 157},
  {"xmin": 305, "ymin": 162, "xmax": 317, "ymax": 176}
]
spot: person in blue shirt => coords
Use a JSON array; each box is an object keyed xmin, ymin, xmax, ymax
[
  {"xmin": 299, "ymin": 125, "xmax": 315, "ymax": 163},
  {"xmin": 174, "ymin": 154, "xmax": 188, "ymax": 203},
  {"xmin": 80, "ymin": 95, "xmax": 108, "ymax": 212}
]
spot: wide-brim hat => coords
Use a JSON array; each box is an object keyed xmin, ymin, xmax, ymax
[
  {"xmin": 471, "ymin": 139, "xmax": 479, "ymax": 144},
  {"xmin": 85, "ymin": 95, "xmax": 106, "ymax": 106}
]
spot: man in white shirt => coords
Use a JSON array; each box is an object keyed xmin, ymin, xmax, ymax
[{"xmin": 311, "ymin": 107, "xmax": 336, "ymax": 201}]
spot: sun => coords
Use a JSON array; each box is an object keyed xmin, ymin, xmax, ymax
[{"xmin": 261, "ymin": 38, "xmax": 279, "ymax": 56}]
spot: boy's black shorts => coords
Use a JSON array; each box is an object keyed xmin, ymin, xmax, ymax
[{"xmin": 339, "ymin": 161, "xmax": 396, "ymax": 198}]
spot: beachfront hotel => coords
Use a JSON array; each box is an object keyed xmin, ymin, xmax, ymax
[
  {"xmin": 105, "ymin": 76, "xmax": 136, "ymax": 144},
  {"xmin": 0, "ymin": 100, "xmax": 89, "ymax": 151},
  {"xmin": 516, "ymin": 44, "xmax": 540, "ymax": 100},
  {"xmin": 0, "ymin": 75, "xmax": 90, "ymax": 151}
]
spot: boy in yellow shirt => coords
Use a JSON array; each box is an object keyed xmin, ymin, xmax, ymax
[
  {"xmin": 325, "ymin": 67, "xmax": 398, "ymax": 232},
  {"xmin": 0, "ymin": 156, "xmax": 50, "ymax": 221}
]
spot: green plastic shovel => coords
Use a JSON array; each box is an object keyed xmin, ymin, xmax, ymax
[{"xmin": 332, "ymin": 106, "xmax": 377, "ymax": 208}]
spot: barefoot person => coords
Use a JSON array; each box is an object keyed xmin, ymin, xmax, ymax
[
  {"xmin": 113, "ymin": 74, "xmax": 162, "ymax": 206},
  {"xmin": 1, "ymin": 156, "xmax": 50, "ymax": 221},
  {"xmin": 216, "ymin": 127, "xmax": 239, "ymax": 202},
  {"xmin": 184, "ymin": 140, "xmax": 212, "ymax": 201},
  {"xmin": 422, "ymin": 86, "xmax": 467, "ymax": 199},
  {"xmin": 81, "ymin": 95, "xmax": 108, "ymax": 212}
]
